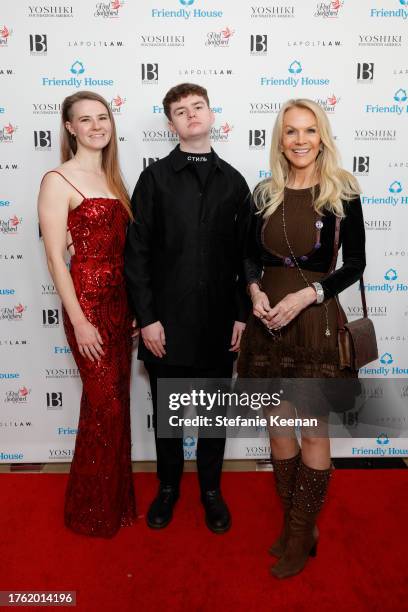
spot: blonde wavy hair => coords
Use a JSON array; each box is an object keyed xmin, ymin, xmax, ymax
[
  {"xmin": 254, "ymin": 98, "xmax": 360, "ymax": 219},
  {"xmin": 61, "ymin": 90, "xmax": 132, "ymax": 219}
]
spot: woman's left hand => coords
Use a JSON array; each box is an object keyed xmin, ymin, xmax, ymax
[
  {"xmin": 264, "ymin": 288, "xmax": 317, "ymax": 330},
  {"xmin": 131, "ymin": 318, "xmax": 140, "ymax": 338},
  {"xmin": 230, "ymin": 321, "xmax": 246, "ymax": 352}
]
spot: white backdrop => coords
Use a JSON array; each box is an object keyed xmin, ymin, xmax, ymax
[{"xmin": 1, "ymin": 0, "xmax": 408, "ymax": 463}]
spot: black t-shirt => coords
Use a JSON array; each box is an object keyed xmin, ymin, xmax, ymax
[{"xmin": 180, "ymin": 151, "xmax": 213, "ymax": 187}]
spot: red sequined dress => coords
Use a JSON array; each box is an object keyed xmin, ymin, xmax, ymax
[{"xmin": 47, "ymin": 171, "xmax": 136, "ymax": 537}]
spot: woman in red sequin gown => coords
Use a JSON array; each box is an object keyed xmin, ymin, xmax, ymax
[{"xmin": 38, "ymin": 91, "xmax": 136, "ymax": 537}]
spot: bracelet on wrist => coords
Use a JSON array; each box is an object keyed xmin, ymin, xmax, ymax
[{"xmin": 311, "ymin": 281, "xmax": 325, "ymax": 304}]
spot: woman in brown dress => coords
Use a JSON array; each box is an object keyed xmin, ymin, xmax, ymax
[{"xmin": 238, "ymin": 99, "xmax": 365, "ymax": 578}]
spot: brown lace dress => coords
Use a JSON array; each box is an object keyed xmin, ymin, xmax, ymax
[{"xmin": 237, "ymin": 187, "xmax": 358, "ymax": 387}]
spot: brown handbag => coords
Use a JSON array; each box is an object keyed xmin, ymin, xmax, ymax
[{"xmin": 330, "ymin": 218, "xmax": 378, "ymax": 370}]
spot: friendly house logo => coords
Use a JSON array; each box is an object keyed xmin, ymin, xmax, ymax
[
  {"xmin": 380, "ymin": 352, "xmax": 393, "ymax": 365},
  {"xmin": 152, "ymin": 1, "xmax": 223, "ymax": 19},
  {"xmin": 389, "ymin": 180, "xmax": 403, "ymax": 193},
  {"xmin": 360, "ymin": 353, "xmax": 408, "ymax": 376},
  {"xmin": 261, "ymin": 60, "xmax": 330, "ymax": 87},
  {"xmin": 365, "ymin": 89, "xmax": 408, "ymax": 114},
  {"xmin": 363, "ymin": 269, "xmax": 408, "ymax": 294},
  {"xmin": 352, "ymin": 433, "xmax": 408, "ymax": 456},
  {"xmin": 361, "ymin": 181, "xmax": 407, "ymax": 206},
  {"xmin": 394, "ymin": 88, "xmax": 408, "ymax": 102},
  {"xmin": 384, "ymin": 268, "xmax": 398, "ymax": 281},
  {"xmin": 41, "ymin": 61, "xmax": 114, "ymax": 88},
  {"xmin": 370, "ymin": 0, "xmax": 408, "ymax": 19}
]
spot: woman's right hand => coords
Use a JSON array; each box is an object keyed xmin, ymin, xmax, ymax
[
  {"xmin": 73, "ymin": 319, "xmax": 105, "ymax": 362},
  {"xmin": 252, "ymin": 290, "xmax": 272, "ymax": 321}
]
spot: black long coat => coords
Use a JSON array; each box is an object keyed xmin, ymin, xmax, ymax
[{"xmin": 124, "ymin": 145, "xmax": 251, "ymax": 368}]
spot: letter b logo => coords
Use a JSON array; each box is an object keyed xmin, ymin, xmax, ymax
[
  {"xmin": 357, "ymin": 63, "xmax": 374, "ymax": 81},
  {"xmin": 141, "ymin": 63, "xmax": 158, "ymax": 81},
  {"xmin": 250, "ymin": 35, "xmax": 268, "ymax": 53},
  {"xmin": 353, "ymin": 156, "xmax": 370, "ymax": 174},
  {"xmin": 34, "ymin": 131, "xmax": 51, "ymax": 148},
  {"xmin": 46, "ymin": 392, "xmax": 63, "ymax": 408},
  {"xmin": 42, "ymin": 309, "xmax": 59, "ymax": 325},
  {"xmin": 29, "ymin": 34, "xmax": 47, "ymax": 53},
  {"xmin": 249, "ymin": 130, "xmax": 266, "ymax": 148}
]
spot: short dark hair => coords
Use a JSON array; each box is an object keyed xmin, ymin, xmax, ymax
[{"xmin": 162, "ymin": 83, "xmax": 210, "ymax": 119}]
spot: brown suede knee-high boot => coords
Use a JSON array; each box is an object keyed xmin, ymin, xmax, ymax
[
  {"xmin": 269, "ymin": 451, "xmax": 301, "ymax": 558},
  {"xmin": 271, "ymin": 460, "xmax": 332, "ymax": 579}
]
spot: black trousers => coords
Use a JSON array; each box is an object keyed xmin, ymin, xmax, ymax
[{"xmin": 145, "ymin": 361, "xmax": 233, "ymax": 493}]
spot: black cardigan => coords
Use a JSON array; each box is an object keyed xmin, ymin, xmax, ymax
[{"xmin": 244, "ymin": 195, "xmax": 366, "ymax": 299}]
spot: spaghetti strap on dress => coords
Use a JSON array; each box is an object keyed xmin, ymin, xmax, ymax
[{"xmin": 42, "ymin": 170, "xmax": 86, "ymax": 199}]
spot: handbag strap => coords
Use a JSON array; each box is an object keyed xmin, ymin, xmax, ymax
[{"xmin": 329, "ymin": 216, "xmax": 368, "ymax": 330}]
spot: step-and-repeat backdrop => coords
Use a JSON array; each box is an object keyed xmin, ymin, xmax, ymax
[{"xmin": 1, "ymin": 0, "xmax": 408, "ymax": 463}]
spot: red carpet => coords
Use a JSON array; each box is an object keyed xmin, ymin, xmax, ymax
[{"xmin": 1, "ymin": 471, "xmax": 406, "ymax": 611}]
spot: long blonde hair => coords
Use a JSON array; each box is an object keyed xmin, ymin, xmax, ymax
[
  {"xmin": 60, "ymin": 90, "xmax": 132, "ymax": 218},
  {"xmin": 255, "ymin": 98, "xmax": 360, "ymax": 218}
]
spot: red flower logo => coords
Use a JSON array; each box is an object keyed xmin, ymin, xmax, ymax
[
  {"xmin": 111, "ymin": 0, "xmax": 121, "ymax": 10},
  {"xmin": 331, "ymin": 0, "xmax": 342, "ymax": 10},
  {"xmin": 10, "ymin": 215, "xmax": 20, "ymax": 227},
  {"xmin": 221, "ymin": 122, "xmax": 233, "ymax": 134},
  {"xmin": 113, "ymin": 95, "xmax": 125, "ymax": 108},
  {"xmin": 327, "ymin": 95, "xmax": 338, "ymax": 106},
  {"xmin": 4, "ymin": 123, "xmax": 15, "ymax": 135},
  {"xmin": 14, "ymin": 303, "xmax": 25, "ymax": 314},
  {"xmin": 221, "ymin": 27, "xmax": 235, "ymax": 39},
  {"xmin": 19, "ymin": 387, "xmax": 29, "ymax": 397},
  {"xmin": 0, "ymin": 26, "xmax": 10, "ymax": 39}
]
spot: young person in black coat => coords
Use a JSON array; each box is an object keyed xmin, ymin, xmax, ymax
[{"xmin": 125, "ymin": 83, "xmax": 251, "ymax": 533}]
